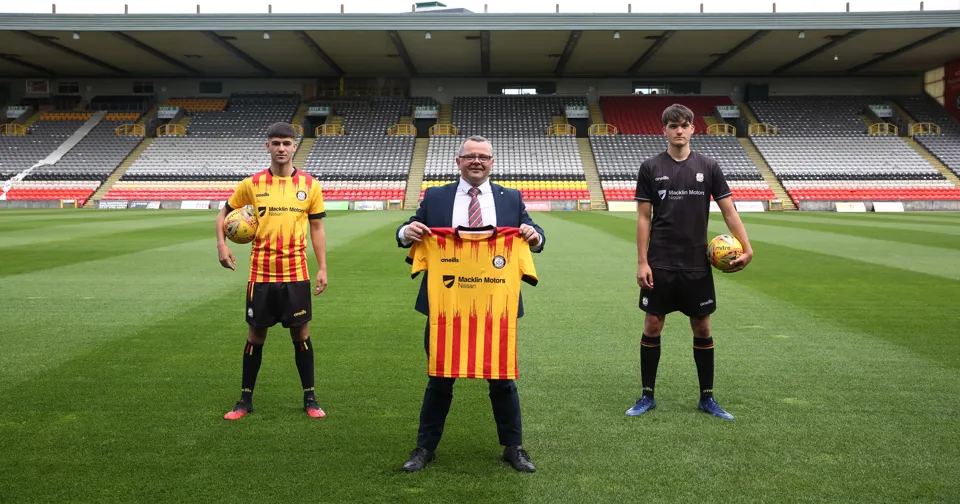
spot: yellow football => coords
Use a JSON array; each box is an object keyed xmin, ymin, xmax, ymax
[
  {"xmin": 707, "ymin": 234, "xmax": 743, "ymax": 271},
  {"xmin": 223, "ymin": 206, "xmax": 258, "ymax": 244}
]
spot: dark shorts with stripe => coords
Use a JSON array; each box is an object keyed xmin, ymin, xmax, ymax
[
  {"xmin": 639, "ymin": 267, "xmax": 717, "ymax": 318},
  {"xmin": 246, "ymin": 281, "xmax": 312, "ymax": 328}
]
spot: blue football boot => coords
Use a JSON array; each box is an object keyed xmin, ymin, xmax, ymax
[
  {"xmin": 626, "ymin": 396, "xmax": 657, "ymax": 416},
  {"xmin": 697, "ymin": 397, "xmax": 734, "ymax": 420}
]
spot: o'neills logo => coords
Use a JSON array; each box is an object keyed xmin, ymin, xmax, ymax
[{"xmin": 441, "ymin": 257, "xmax": 460, "ymax": 263}]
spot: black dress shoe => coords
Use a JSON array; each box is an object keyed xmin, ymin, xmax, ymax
[
  {"xmin": 502, "ymin": 445, "xmax": 536, "ymax": 473},
  {"xmin": 402, "ymin": 447, "xmax": 435, "ymax": 472}
]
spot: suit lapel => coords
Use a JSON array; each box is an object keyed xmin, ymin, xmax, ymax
[
  {"xmin": 491, "ymin": 182, "xmax": 507, "ymax": 226},
  {"xmin": 439, "ymin": 182, "xmax": 457, "ymax": 228}
]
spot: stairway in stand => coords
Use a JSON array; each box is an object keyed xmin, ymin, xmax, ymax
[
  {"xmin": 735, "ymin": 102, "xmax": 760, "ymax": 125},
  {"xmin": 403, "ymin": 138, "xmax": 429, "ymax": 210},
  {"xmin": 576, "ymin": 138, "xmax": 606, "ymax": 210},
  {"xmin": 902, "ymin": 137, "xmax": 960, "ymax": 188},
  {"xmin": 737, "ymin": 137, "xmax": 797, "ymax": 210},
  {"xmin": 138, "ymin": 103, "xmax": 159, "ymax": 125},
  {"xmin": 83, "ymin": 138, "xmax": 154, "ymax": 208},
  {"xmin": 438, "ymin": 103, "xmax": 453, "ymax": 125},
  {"xmin": 589, "ymin": 103, "xmax": 604, "ymax": 126},
  {"xmin": 293, "ymin": 138, "xmax": 315, "ymax": 170},
  {"xmin": 290, "ymin": 103, "xmax": 309, "ymax": 134}
]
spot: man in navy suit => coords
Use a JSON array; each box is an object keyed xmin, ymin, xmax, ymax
[{"xmin": 396, "ymin": 135, "xmax": 545, "ymax": 473}]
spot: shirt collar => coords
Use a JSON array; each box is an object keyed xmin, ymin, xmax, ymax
[{"xmin": 458, "ymin": 177, "xmax": 492, "ymax": 195}]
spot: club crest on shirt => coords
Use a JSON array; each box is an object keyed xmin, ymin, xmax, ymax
[
  {"xmin": 296, "ymin": 190, "xmax": 307, "ymax": 201},
  {"xmin": 492, "ymin": 255, "xmax": 506, "ymax": 269},
  {"xmin": 657, "ymin": 189, "xmax": 667, "ymax": 200},
  {"xmin": 696, "ymin": 173, "xmax": 704, "ymax": 183}
]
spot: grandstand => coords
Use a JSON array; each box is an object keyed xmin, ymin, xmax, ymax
[
  {"xmin": 1, "ymin": 10, "xmax": 958, "ymax": 212},
  {"xmin": 593, "ymin": 133, "xmax": 775, "ymax": 202},
  {"xmin": 896, "ymin": 94, "xmax": 960, "ymax": 177},
  {"xmin": 743, "ymin": 96, "xmax": 960, "ymax": 206},
  {"xmin": 423, "ymin": 135, "xmax": 588, "ymax": 201},
  {"xmin": 102, "ymin": 94, "xmax": 297, "ymax": 201},
  {"xmin": 298, "ymin": 97, "xmax": 427, "ymax": 201}
]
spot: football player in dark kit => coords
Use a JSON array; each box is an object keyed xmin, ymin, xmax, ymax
[{"xmin": 627, "ymin": 104, "xmax": 754, "ymax": 420}]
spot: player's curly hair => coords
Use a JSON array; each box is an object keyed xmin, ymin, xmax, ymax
[
  {"xmin": 662, "ymin": 104, "xmax": 694, "ymax": 126},
  {"xmin": 266, "ymin": 122, "xmax": 297, "ymax": 139}
]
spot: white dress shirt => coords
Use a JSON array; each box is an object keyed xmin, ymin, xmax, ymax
[
  {"xmin": 398, "ymin": 177, "xmax": 542, "ymax": 249},
  {"xmin": 452, "ymin": 178, "xmax": 496, "ymax": 228}
]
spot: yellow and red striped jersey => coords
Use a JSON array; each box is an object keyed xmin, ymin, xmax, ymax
[
  {"xmin": 407, "ymin": 227, "xmax": 538, "ymax": 380},
  {"xmin": 227, "ymin": 168, "xmax": 325, "ymax": 283}
]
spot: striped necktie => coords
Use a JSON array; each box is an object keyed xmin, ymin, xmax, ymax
[{"xmin": 467, "ymin": 186, "xmax": 483, "ymax": 227}]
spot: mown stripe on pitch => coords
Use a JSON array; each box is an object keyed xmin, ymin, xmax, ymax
[
  {"xmin": 544, "ymin": 211, "xmax": 960, "ymax": 367},
  {"xmin": 719, "ymin": 239, "xmax": 960, "ymax": 369},
  {"xmin": 0, "ymin": 217, "xmax": 407, "ymax": 391},
  {"xmin": 800, "ymin": 211, "xmax": 960, "ymax": 222},
  {"xmin": 737, "ymin": 217, "xmax": 960, "ymax": 250},
  {"xmin": 0, "ymin": 214, "xmax": 187, "ymax": 233},
  {"xmin": 537, "ymin": 212, "xmax": 960, "ymax": 280},
  {"xmin": 0, "ymin": 209, "xmax": 360, "ymax": 250},
  {"xmin": 743, "ymin": 213, "xmax": 960, "ymax": 235},
  {"xmin": 0, "ymin": 222, "xmax": 214, "ymax": 277},
  {"xmin": 705, "ymin": 218, "xmax": 960, "ymax": 280},
  {"xmin": 0, "ymin": 213, "xmax": 215, "ymax": 248}
]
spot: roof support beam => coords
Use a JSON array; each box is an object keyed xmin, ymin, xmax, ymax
[
  {"xmin": 13, "ymin": 30, "xmax": 127, "ymax": 74},
  {"xmin": 110, "ymin": 32, "xmax": 201, "ymax": 76},
  {"xmin": 0, "ymin": 53, "xmax": 56, "ymax": 76},
  {"xmin": 771, "ymin": 29, "xmax": 865, "ymax": 74},
  {"xmin": 699, "ymin": 30, "xmax": 768, "ymax": 74},
  {"xmin": 554, "ymin": 30, "xmax": 582, "ymax": 76},
  {"xmin": 201, "ymin": 31, "xmax": 273, "ymax": 76},
  {"xmin": 388, "ymin": 30, "xmax": 418, "ymax": 77},
  {"xmin": 627, "ymin": 31, "xmax": 675, "ymax": 74},
  {"xmin": 480, "ymin": 30, "xmax": 491, "ymax": 76},
  {"xmin": 295, "ymin": 31, "xmax": 344, "ymax": 76},
  {"xmin": 847, "ymin": 27, "xmax": 957, "ymax": 73}
]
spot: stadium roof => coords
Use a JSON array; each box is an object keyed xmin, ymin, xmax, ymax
[{"xmin": 0, "ymin": 11, "xmax": 958, "ymax": 78}]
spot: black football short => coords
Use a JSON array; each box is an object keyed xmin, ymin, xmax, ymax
[
  {"xmin": 639, "ymin": 268, "xmax": 717, "ymax": 318},
  {"xmin": 246, "ymin": 281, "xmax": 312, "ymax": 328}
]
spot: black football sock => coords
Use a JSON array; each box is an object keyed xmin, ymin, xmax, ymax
[
  {"xmin": 640, "ymin": 334, "xmax": 661, "ymax": 398},
  {"xmin": 693, "ymin": 336, "xmax": 715, "ymax": 401},
  {"xmin": 294, "ymin": 338, "xmax": 315, "ymax": 402},
  {"xmin": 241, "ymin": 341, "xmax": 264, "ymax": 405}
]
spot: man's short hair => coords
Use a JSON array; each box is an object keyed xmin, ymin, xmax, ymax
[
  {"xmin": 662, "ymin": 104, "xmax": 695, "ymax": 126},
  {"xmin": 267, "ymin": 122, "xmax": 297, "ymax": 139},
  {"xmin": 458, "ymin": 135, "xmax": 492, "ymax": 156}
]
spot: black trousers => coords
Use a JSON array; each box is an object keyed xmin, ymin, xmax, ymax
[{"xmin": 416, "ymin": 323, "xmax": 523, "ymax": 452}]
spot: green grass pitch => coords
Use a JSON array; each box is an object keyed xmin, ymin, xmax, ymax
[{"xmin": 1, "ymin": 209, "xmax": 958, "ymax": 503}]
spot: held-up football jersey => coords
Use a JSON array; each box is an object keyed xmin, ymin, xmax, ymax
[
  {"xmin": 635, "ymin": 152, "xmax": 732, "ymax": 271},
  {"xmin": 406, "ymin": 226, "xmax": 538, "ymax": 380},
  {"xmin": 226, "ymin": 168, "xmax": 326, "ymax": 283}
]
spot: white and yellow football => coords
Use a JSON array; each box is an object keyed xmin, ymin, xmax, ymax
[
  {"xmin": 707, "ymin": 234, "xmax": 743, "ymax": 271},
  {"xmin": 223, "ymin": 206, "xmax": 258, "ymax": 244}
]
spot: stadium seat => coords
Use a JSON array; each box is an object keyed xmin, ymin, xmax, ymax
[
  {"xmin": 422, "ymin": 135, "xmax": 586, "ymax": 201},
  {"xmin": 591, "ymin": 134, "xmax": 772, "ymax": 201},
  {"xmin": 600, "ymin": 96, "xmax": 733, "ymax": 135},
  {"xmin": 451, "ymin": 95, "xmax": 587, "ymax": 137}
]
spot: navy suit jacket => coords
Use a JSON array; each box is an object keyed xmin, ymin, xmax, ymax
[{"xmin": 396, "ymin": 181, "xmax": 546, "ymax": 318}]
